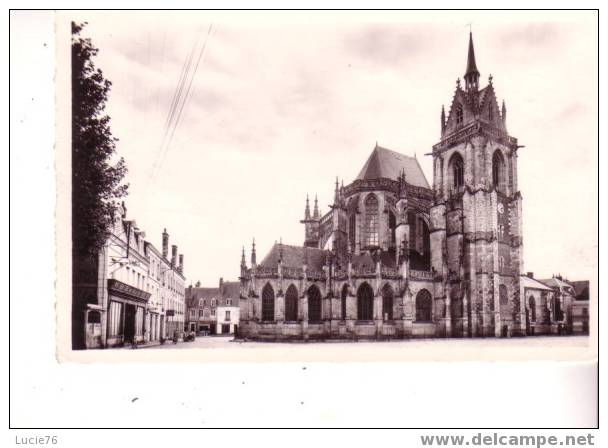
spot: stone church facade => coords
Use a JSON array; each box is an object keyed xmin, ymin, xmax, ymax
[{"xmin": 237, "ymin": 33, "xmax": 580, "ymax": 341}]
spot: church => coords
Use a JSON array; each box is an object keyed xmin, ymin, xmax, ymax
[{"xmin": 236, "ymin": 33, "xmax": 585, "ymax": 341}]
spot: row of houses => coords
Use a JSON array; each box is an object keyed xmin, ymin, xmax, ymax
[
  {"xmin": 185, "ymin": 278, "xmax": 241, "ymax": 335},
  {"xmin": 73, "ymin": 202, "xmax": 187, "ymax": 349}
]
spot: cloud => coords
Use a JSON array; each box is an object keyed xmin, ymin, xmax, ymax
[{"xmin": 343, "ymin": 24, "xmax": 438, "ymax": 68}]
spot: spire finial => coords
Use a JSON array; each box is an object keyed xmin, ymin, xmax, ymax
[
  {"xmin": 464, "ymin": 30, "xmax": 480, "ymax": 91},
  {"xmin": 313, "ymin": 194, "xmax": 319, "ymax": 218},
  {"xmin": 251, "ymin": 238, "xmax": 257, "ymax": 266},
  {"xmin": 241, "ymin": 245, "xmax": 246, "ymax": 268}
]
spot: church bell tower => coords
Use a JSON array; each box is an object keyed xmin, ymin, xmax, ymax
[{"xmin": 430, "ymin": 32, "xmax": 524, "ymax": 338}]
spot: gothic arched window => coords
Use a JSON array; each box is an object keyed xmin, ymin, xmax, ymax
[
  {"xmin": 449, "ymin": 153, "xmax": 464, "ymax": 189},
  {"xmin": 415, "ymin": 289, "xmax": 433, "ymax": 322},
  {"xmin": 261, "ymin": 283, "xmax": 275, "ymax": 322},
  {"xmin": 285, "ymin": 284, "xmax": 298, "ymax": 322},
  {"xmin": 389, "ymin": 211, "xmax": 396, "ymax": 246},
  {"xmin": 382, "ymin": 284, "xmax": 394, "ymax": 321},
  {"xmin": 364, "ymin": 194, "xmax": 379, "ymax": 248},
  {"xmin": 341, "ymin": 284, "xmax": 348, "ymax": 320},
  {"xmin": 349, "ymin": 213, "xmax": 356, "ymax": 252},
  {"xmin": 528, "ymin": 296, "xmax": 536, "ymax": 322},
  {"xmin": 492, "ymin": 150, "xmax": 505, "ymax": 191},
  {"xmin": 357, "ymin": 282, "xmax": 374, "ymax": 321},
  {"xmin": 307, "ymin": 285, "xmax": 322, "ymax": 323}
]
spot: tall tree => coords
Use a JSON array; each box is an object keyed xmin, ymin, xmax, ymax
[
  {"xmin": 72, "ymin": 22, "xmax": 128, "ymax": 348},
  {"xmin": 72, "ymin": 21, "xmax": 128, "ymax": 259}
]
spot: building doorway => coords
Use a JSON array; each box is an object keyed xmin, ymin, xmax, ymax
[
  {"xmin": 221, "ymin": 324, "xmax": 230, "ymax": 334},
  {"xmin": 357, "ymin": 282, "xmax": 374, "ymax": 321},
  {"xmin": 124, "ymin": 304, "xmax": 136, "ymax": 343}
]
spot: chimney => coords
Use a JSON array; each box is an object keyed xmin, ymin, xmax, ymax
[
  {"xmin": 171, "ymin": 245, "xmax": 177, "ymax": 268},
  {"xmin": 527, "ymin": 272, "xmax": 534, "ymax": 279},
  {"xmin": 219, "ymin": 277, "xmax": 224, "ymax": 293},
  {"xmin": 162, "ymin": 229, "xmax": 169, "ymax": 259},
  {"xmin": 178, "ymin": 254, "xmax": 184, "ymax": 273}
]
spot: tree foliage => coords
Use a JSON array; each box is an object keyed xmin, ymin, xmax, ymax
[{"xmin": 72, "ymin": 22, "xmax": 128, "ymax": 258}]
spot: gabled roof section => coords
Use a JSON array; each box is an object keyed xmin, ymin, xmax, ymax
[
  {"xmin": 521, "ymin": 275, "xmax": 554, "ymax": 292},
  {"xmin": 538, "ymin": 278, "xmax": 576, "ymax": 296},
  {"xmin": 259, "ymin": 243, "xmax": 328, "ymax": 271},
  {"xmin": 356, "ymin": 145, "xmax": 430, "ymax": 189}
]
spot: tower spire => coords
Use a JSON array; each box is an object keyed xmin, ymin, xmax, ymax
[
  {"xmin": 464, "ymin": 31, "xmax": 480, "ymax": 92},
  {"xmin": 241, "ymin": 245, "xmax": 246, "ymax": 269},
  {"xmin": 313, "ymin": 194, "xmax": 319, "ymax": 218},
  {"xmin": 251, "ymin": 238, "xmax": 257, "ymax": 266},
  {"xmin": 441, "ymin": 104, "xmax": 446, "ymax": 134},
  {"xmin": 304, "ymin": 194, "xmax": 311, "ymax": 219}
]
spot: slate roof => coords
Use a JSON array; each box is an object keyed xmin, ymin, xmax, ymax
[
  {"xmin": 356, "ymin": 145, "xmax": 430, "ymax": 189},
  {"xmin": 259, "ymin": 243, "xmax": 329, "ymax": 270},
  {"xmin": 221, "ymin": 281, "xmax": 241, "ymax": 300},
  {"xmin": 186, "ymin": 281, "xmax": 241, "ymax": 308},
  {"xmin": 568, "ymin": 280, "xmax": 590, "ymax": 301},
  {"xmin": 185, "ymin": 287, "xmax": 220, "ymax": 308},
  {"xmin": 520, "ymin": 275, "xmax": 554, "ymax": 291}
]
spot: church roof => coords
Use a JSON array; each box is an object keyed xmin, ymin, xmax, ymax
[
  {"xmin": 351, "ymin": 251, "xmax": 397, "ymax": 269},
  {"xmin": 520, "ymin": 275, "xmax": 554, "ymax": 292},
  {"xmin": 356, "ymin": 145, "xmax": 430, "ymax": 189},
  {"xmin": 259, "ymin": 243, "xmax": 328, "ymax": 270}
]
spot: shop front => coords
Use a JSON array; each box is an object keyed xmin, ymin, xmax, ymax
[{"xmin": 106, "ymin": 279, "xmax": 151, "ymax": 347}]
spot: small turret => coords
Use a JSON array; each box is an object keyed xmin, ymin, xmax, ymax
[
  {"xmin": 441, "ymin": 105, "xmax": 446, "ymax": 135},
  {"xmin": 313, "ymin": 195, "xmax": 320, "ymax": 219},
  {"xmin": 502, "ymin": 99, "xmax": 507, "ymax": 129}
]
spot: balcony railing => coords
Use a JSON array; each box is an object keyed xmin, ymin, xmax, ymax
[
  {"xmin": 255, "ymin": 266, "xmax": 278, "ymax": 277},
  {"xmin": 306, "ymin": 269, "xmax": 326, "ymax": 281},
  {"xmin": 410, "ymin": 270, "xmax": 434, "ymax": 281},
  {"xmin": 352, "ymin": 266, "xmax": 376, "ymax": 277},
  {"xmin": 381, "ymin": 266, "xmax": 401, "ymax": 279},
  {"xmin": 282, "ymin": 266, "xmax": 302, "ymax": 279}
]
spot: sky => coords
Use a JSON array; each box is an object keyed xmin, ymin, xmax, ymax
[{"xmin": 67, "ymin": 11, "xmax": 598, "ymax": 287}]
